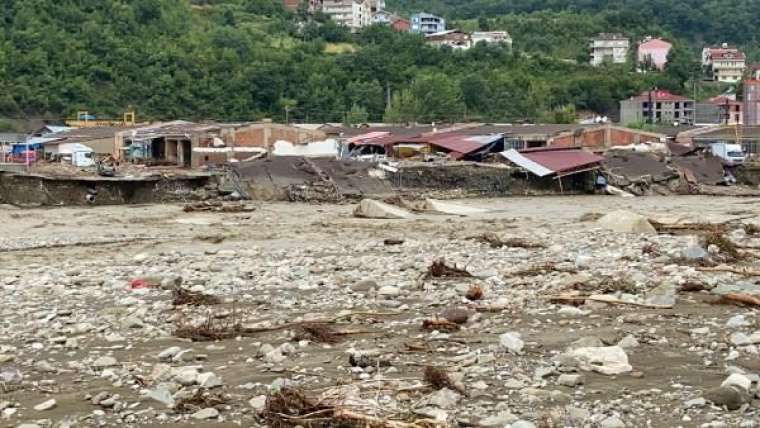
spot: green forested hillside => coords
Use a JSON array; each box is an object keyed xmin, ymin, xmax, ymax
[
  {"xmin": 388, "ymin": 0, "xmax": 759, "ymax": 46},
  {"xmin": 0, "ymin": 0, "xmax": 729, "ymax": 126}
]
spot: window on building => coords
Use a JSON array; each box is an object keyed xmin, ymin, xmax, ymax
[{"xmin": 656, "ymin": 102, "xmax": 662, "ymax": 109}]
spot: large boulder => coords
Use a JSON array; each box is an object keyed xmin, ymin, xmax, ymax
[
  {"xmin": 353, "ymin": 199, "xmax": 413, "ymax": 219},
  {"xmin": 423, "ymin": 199, "xmax": 488, "ymax": 216},
  {"xmin": 597, "ymin": 210, "xmax": 656, "ymax": 235},
  {"xmin": 560, "ymin": 346, "xmax": 632, "ymax": 376}
]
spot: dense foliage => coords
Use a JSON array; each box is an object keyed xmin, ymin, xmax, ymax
[{"xmin": 0, "ymin": 0, "xmax": 744, "ymax": 125}]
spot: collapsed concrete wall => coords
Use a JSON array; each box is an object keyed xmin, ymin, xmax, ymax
[{"xmin": 0, "ymin": 173, "xmax": 210, "ymax": 206}]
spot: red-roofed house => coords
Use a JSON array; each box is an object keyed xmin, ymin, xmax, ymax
[
  {"xmin": 620, "ymin": 90, "xmax": 695, "ymax": 125},
  {"xmin": 637, "ymin": 37, "xmax": 672, "ymax": 71},
  {"xmin": 702, "ymin": 43, "xmax": 746, "ymax": 83}
]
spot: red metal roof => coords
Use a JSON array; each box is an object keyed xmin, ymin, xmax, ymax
[
  {"xmin": 346, "ymin": 131, "xmax": 391, "ymax": 145},
  {"xmin": 520, "ymin": 149, "xmax": 604, "ymax": 174},
  {"xmin": 706, "ymin": 47, "xmax": 746, "ymax": 60},
  {"xmin": 632, "ymin": 90, "xmax": 691, "ymax": 102},
  {"xmin": 639, "ymin": 38, "xmax": 672, "ymax": 49},
  {"xmin": 409, "ymin": 133, "xmax": 496, "ymax": 157}
]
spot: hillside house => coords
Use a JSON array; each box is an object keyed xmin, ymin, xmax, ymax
[
  {"xmin": 322, "ymin": 0, "xmax": 372, "ymax": 30},
  {"xmin": 410, "ymin": 12, "xmax": 445, "ymax": 35},
  {"xmin": 702, "ymin": 44, "xmax": 746, "ymax": 83},
  {"xmin": 590, "ymin": 33, "xmax": 630, "ymax": 66},
  {"xmin": 637, "ymin": 37, "xmax": 672, "ymax": 71}
]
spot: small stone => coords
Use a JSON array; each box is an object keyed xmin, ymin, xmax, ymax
[
  {"xmin": 617, "ymin": 334, "xmax": 639, "ymax": 349},
  {"xmin": 425, "ymin": 388, "xmax": 461, "ymax": 409},
  {"xmin": 704, "ymin": 386, "xmax": 747, "ymax": 410},
  {"xmin": 510, "ymin": 421, "xmax": 536, "ymax": 428},
  {"xmin": 92, "ymin": 356, "xmax": 118, "ymax": 368},
  {"xmin": 351, "ymin": 279, "xmax": 377, "ymax": 293},
  {"xmin": 565, "ymin": 406, "xmax": 590, "ymax": 422},
  {"xmin": 499, "ymin": 332, "xmax": 524, "ymax": 355},
  {"xmin": 158, "ymin": 346, "xmax": 182, "ymax": 361},
  {"xmin": 197, "ymin": 372, "xmax": 223, "ymax": 388},
  {"xmin": 146, "ymin": 384, "xmax": 175, "ymax": 407},
  {"xmin": 192, "ymin": 407, "xmax": 219, "ymax": 420},
  {"xmin": 730, "ymin": 332, "xmax": 751, "ymax": 346},
  {"xmin": 441, "ymin": 307, "xmax": 470, "ymax": 325},
  {"xmin": 722, "ymin": 373, "xmax": 752, "ymax": 393},
  {"xmin": 377, "ymin": 285, "xmax": 400, "ymax": 297},
  {"xmin": 480, "ymin": 411, "xmax": 517, "ymax": 427},
  {"xmin": 174, "ymin": 369, "xmax": 198, "ymax": 386},
  {"xmin": 264, "ymin": 349, "xmax": 286, "ymax": 364},
  {"xmin": 557, "ymin": 306, "xmax": 589, "ymax": 317},
  {"xmin": 558, "ymin": 374, "xmax": 585, "ymax": 387},
  {"xmin": 600, "ymin": 416, "xmax": 626, "ymax": 428},
  {"xmin": 726, "ymin": 315, "xmax": 749, "ymax": 328},
  {"xmin": 249, "ymin": 395, "xmax": 267, "ymax": 413},
  {"xmin": 34, "ymin": 399, "xmax": 57, "ymax": 411},
  {"xmin": 684, "ymin": 397, "xmax": 706, "ymax": 408}
]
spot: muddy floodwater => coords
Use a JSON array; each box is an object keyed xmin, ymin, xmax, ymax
[{"xmin": 0, "ymin": 196, "xmax": 759, "ymax": 427}]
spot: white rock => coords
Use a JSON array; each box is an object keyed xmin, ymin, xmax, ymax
[
  {"xmin": 730, "ymin": 332, "xmax": 751, "ymax": 346},
  {"xmin": 354, "ymin": 199, "xmax": 413, "ymax": 219},
  {"xmin": 191, "ymin": 407, "xmax": 219, "ymax": 420},
  {"xmin": 146, "ymin": 384, "xmax": 175, "ymax": 407},
  {"xmin": 722, "ymin": 373, "xmax": 752, "ymax": 393},
  {"xmin": 726, "ymin": 315, "xmax": 749, "ymax": 328},
  {"xmin": 600, "ymin": 416, "xmax": 626, "ymax": 428},
  {"xmin": 425, "ymin": 388, "xmax": 461, "ymax": 409},
  {"xmin": 563, "ymin": 346, "xmax": 632, "ymax": 376},
  {"xmin": 617, "ymin": 334, "xmax": 639, "ymax": 349},
  {"xmin": 92, "ymin": 356, "xmax": 118, "ymax": 368},
  {"xmin": 33, "ymin": 399, "xmax": 56, "ymax": 411},
  {"xmin": 174, "ymin": 369, "xmax": 198, "ymax": 386},
  {"xmin": 377, "ymin": 286, "xmax": 401, "ymax": 297},
  {"xmin": 558, "ymin": 306, "xmax": 589, "ymax": 317},
  {"xmin": 264, "ymin": 349, "xmax": 286, "ymax": 364},
  {"xmin": 480, "ymin": 411, "xmax": 517, "ymax": 427},
  {"xmin": 197, "ymin": 372, "xmax": 223, "ymax": 388},
  {"xmin": 499, "ymin": 332, "xmax": 524, "ymax": 355},
  {"xmin": 249, "ymin": 395, "xmax": 267, "ymax": 413},
  {"xmin": 558, "ymin": 374, "xmax": 585, "ymax": 387},
  {"xmin": 158, "ymin": 346, "xmax": 182, "ymax": 361},
  {"xmin": 597, "ymin": 210, "xmax": 656, "ymax": 235},
  {"xmin": 510, "ymin": 421, "xmax": 537, "ymax": 428}
]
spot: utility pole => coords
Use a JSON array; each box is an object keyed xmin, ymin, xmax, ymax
[
  {"xmin": 386, "ymin": 82, "xmax": 391, "ymax": 110},
  {"xmin": 285, "ymin": 106, "xmax": 290, "ymax": 124}
]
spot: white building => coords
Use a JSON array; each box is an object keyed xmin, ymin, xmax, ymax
[
  {"xmin": 471, "ymin": 31, "xmax": 512, "ymax": 49},
  {"xmin": 321, "ymin": 0, "xmax": 372, "ymax": 30},
  {"xmin": 702, "ymin": 43, "xmax": 746, "ymax": 83},
  {"xmin": 590, "ymin": 33, "xmax": 630, "ymax": 66}
]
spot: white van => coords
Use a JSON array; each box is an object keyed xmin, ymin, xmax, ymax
[{"xmin": 710, "ymin": 143, "xmax": 747, "ymax": 166}]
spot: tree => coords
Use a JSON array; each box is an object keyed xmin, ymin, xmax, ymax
[
  {"xmin": 408, "ymin": 72, "xmax": 465, "ymax": 123},
  {"xmin": 665, "ymin": 44, "xmax": 701, "ymax": 90},
  {"xmin": 384, "ymin": 89, "xmax": 419, "ymax": 124},
  {"xmin": 345, "ymin": 103, "xmax": 369, "ymax": 126},
  {"xmin": 477, "ymin": 15, "xmax": 491, "ymax": 31}
]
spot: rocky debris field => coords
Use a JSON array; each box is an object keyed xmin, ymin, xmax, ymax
[{"xmin": 1, "ymin": 196, "xmax": 760, "ymax": 428}]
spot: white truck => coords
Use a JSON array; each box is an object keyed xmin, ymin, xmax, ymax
[{"xmin": 710, "ymin": 142, "xmax": 747, "ymax": 166}]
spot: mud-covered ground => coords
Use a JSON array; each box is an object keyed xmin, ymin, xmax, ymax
[{"xmin": 0, "ymin": 196, "xmax": 759, "ymax": 428}]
